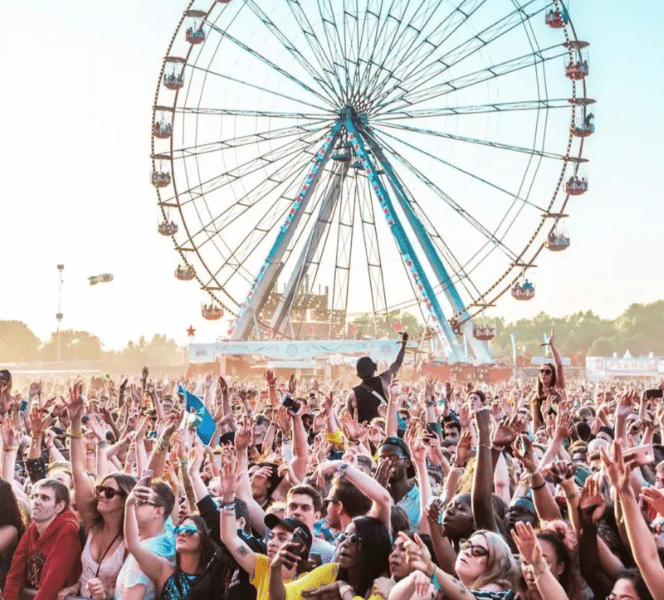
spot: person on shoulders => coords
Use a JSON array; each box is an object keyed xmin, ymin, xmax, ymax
[{"xmin": 347, "ymin": 333, "xmax": 408, "ymax": 424}]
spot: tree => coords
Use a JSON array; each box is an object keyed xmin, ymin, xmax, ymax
[
  {"xmin": 40, "ymin": 329, "xmax": 104, "ymax": 362},
  {"xmin": 350, "ymin": 310, "xmax": 424, "ymax": 339},
  {"xmin": 587, "ymin": 337, "xmax": 616, "ymax": 357},
  {"xmin": 0, "ymin": 321, "xmax": 41, "ymax": 362}
]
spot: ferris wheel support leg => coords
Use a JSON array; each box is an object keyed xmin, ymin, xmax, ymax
[
  {"xmin": 270, "ymin": 162, "xmax": 347, "ymax": 336},
  {"xmin": 364, "ymin": 131, "xmax": 494, "ymax": 365},
  {"xmin": 230, "ymin": 122, "xmax": 344, "ymax": 340},
  {"xmin": 343, "ymin": 112, "xmax": 467, "ymax": 363}
]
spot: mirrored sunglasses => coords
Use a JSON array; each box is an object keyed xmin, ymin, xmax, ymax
[
  {"xmin": 338, "ymin": 532, "xmax": 360, "ymax": 544},
  {"xmin": 459, "ymin": 540, "xmax": 489, "ymax": 557},
  {"xmin": 174, "ymin": 524, "xmax": 199, "ymax": 536}
]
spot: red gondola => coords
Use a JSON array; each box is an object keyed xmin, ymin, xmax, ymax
[
  {"xmin": 186, "ymin": 28, "xmax": 205, "ymax": 44},
  {"xmin": 151, "ymin": 171, "xmax": 171, "ymax": 188},
  {"xmin": 566, "ymin": 176, "xmax": 588, "ymax": 195},
  {"xmin": 175, "ymin": 265, "xmax": 195, "ymax": 281},
  {"xmin": 566, "ymin": 60, "xmax": 588, "ymax": 80},
  {"xmin": 545, "ymin": 9, "xmax": 567, "ymax": 28},
  {"xmin": 158, "ymin": 221, "xmax": 178, "ymax": 236},
  {"xmin": 202, "ymin": 304, "xmax": 223, "ymax": 320},
  {"xmin": 512, "ymin": 281, "xmax": 535, "ymax": 301},
  {"xmin": 473, "ymin": 325, "xmax": 496, "ymax": 341}
]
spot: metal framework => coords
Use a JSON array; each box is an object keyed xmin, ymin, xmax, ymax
[{"xmin": 151, "ymin": 0, "xmax": 591, "ymax": 363}]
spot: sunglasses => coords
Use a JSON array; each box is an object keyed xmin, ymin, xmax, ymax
[
  {"xmin": 539, "ymin": 369, "xmax": 553, "ymax": 374},
  {"xmin": 338, "ymin": 532, "xmax": 360, "ymax": 544},
  {"xmin": 136, "ymin": 499, "xmax": 160, "ymax": 508},
  {"xmin": 95, "ymin": 485, "xmax": 125, "ymax": 499},
  {"xmin": 459, "ymin": 540, "xmax": 489, "ymax": 557},
  {"xmin": 174, "ymin": 524, "xmax": 199, "ymax": 536}
]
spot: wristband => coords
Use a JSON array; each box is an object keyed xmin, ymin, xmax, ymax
[
  {"xmin": 97, "ymin": 441, "xmax": 108, "ymax": 449},
  {"xmin": 337, "ymin": 464, "xmax": 348, "ymax": 481},
  {"xmin": 531, "ymin": 481, "xmax": 546, "ymax": 491},
  {"xmin": 429, "ymin": 566, "xmax": 442, "ymax": 591}
]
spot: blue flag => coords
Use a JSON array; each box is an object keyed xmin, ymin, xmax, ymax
[{"xmin": 178, "ymin": 386, "xmax": 216, "ymax": 445}]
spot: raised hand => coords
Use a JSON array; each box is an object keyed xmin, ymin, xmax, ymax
[
  {"xmin": 1, "ymin": 417, "xmax": 19, "ymax": 448},
  {"xmin": 454, "ymin": 430, "xmax": 473, "ymax": 468},
  {"xmin": 457, "ymin": 404, "xmax": 471, "ymax": 431},
  {"xmin": 402, "ymin": 532, "xmax": 435, "ymax": 576},
  {"xmin": 424, "ymin": 375, "xmax": 437, "ymax": 400},
  {"xmin": 161, "ymin": 410, "xmax": 182, "ymax": 440},
  {"xmin": 600, "ymin": 441, "xmax": 636, "ymax": 495},
  {"xmin": 578, "ymin": 477, "xmax": 606, "ymax": 525},
  {"xmin": 65, "ymin": 382, "xmax": 86, "ymax": 421},
  {"xmin": 374, "ymin": 457, "xmax": 395, "ymax": 489},
  {"xmin": 264, "ymin": 370, "xmax": 276, "ymax": 387},
  {"xmin": 425, "ymin": 497, "xmax": 444, "ymax": 525},
  {"xmin": 512, "ymin": 434, "xmax": 537, "ymax": 474},
  {"xmin": 234, "ymin": 415, "xmax": 254, "ymax": 451},
  {"xmin": 88, "ymin": 413, "xmax": 108, "ymax": 441},
  {"xmin": 288, "ymin": 374, "xmax": 297, "ymax": 395},
  {"xmin": 542, "ymin": 460, "xmax": 577, "ymax": 485},
  {"xmin": 408, "ymin": 434, "xmax": 428, "ymax": 465},
  {"xmin": 511, "ymin": 521, "xmax": 545, "ymax": 569},
  {"xmin": 272, "ymin": 406, "xmax": 292, "ymax": 435}
]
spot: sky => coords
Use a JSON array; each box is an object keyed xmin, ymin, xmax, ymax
[{"xmin": 2, "ymin": 0, "xmax": 663, "ymax": 351}]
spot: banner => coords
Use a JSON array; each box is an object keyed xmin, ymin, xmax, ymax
[{"xmin": 586, "ymin": 357, "xmax": 658, "ymax": 379}]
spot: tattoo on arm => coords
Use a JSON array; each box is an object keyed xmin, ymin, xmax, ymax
[
  {"xmin": 236, "ymin": 543, "xmax": 249, "ymax": 557},
  {"xmin": 454, "ymin": 578, "xmax": 469, "ymax": 597}
]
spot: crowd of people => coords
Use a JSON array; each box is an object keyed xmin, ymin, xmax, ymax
[{"xmin": 1, "ymin": 329, "xmax": 664, "ymax": 600}]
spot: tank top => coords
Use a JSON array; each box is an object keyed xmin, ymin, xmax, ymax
[
  {"xmin": 353, "ymin": 376, "xmax": 386, "ymax": 423},
  {"xmin": 160, "ymin": 570, "xmax": 199, "ymax": 600},
  {"xmin": 80, "ymin": 533, "xmax": 126, "ymax": 598}
]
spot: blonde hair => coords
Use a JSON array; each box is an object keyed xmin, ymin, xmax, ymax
[{"xmin": 470, "ymin": 530, "xmax": 519, "ymax": 591}]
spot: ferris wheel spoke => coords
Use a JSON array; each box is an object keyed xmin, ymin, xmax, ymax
[
  {"xmin": 372, "ymin": 98, "xmax": 573, "ymax": 121},
  {"xmin": 168, "ymin": 120, "xmax": 332, "ymax": 159},
  {"xmin": 377, "ymin": 121, "xmax": 570, "ymax": 162},
  {"xmin": 367, "ymin": 129, "xmax": 520, "ymax": 262},
  {"xmin": 175, "ymin": 107, "xmax": 331, "ymax": 119},
  {"xmin": 282, "ymin": 0, "xmax": 347, "ymax": 106},
  {"xmin": 188, "ymin": 138, "xmax": 323, "ymax": 246},
  {"xmin": 203, "ymin": 22, "xmax": 336, "ymax": 107},
  {"xmin": 360, "ymin": 0, "xmax": 450, "ymax": 109},
  {"xmin": 174, "ymin": 128, "xmax": 326, "ymax": 208},
  {"xmin": 187, "ymin": 63, "xmax": 329, "ymax": 113},
  {"xmin": 374, "ymin": 0, "xmax": 545, "ymax": 111},
  {"xmin": 377, "ymin": 44, "xmax": 567, "ymax": 114},
  {"xmin": 243, "ymin": 0, "xmax": 342, "ymax": 105},
  {"xmin": 372, "ymin": 125, "xmax": 547, "ymax": 218}
]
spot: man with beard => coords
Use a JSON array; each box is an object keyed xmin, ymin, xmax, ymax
[{"xmin": 376, "ymin": 437, "xmax": 419, "ymax": 531}]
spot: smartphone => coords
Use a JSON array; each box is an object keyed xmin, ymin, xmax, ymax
[
  {"xmin": 623, "ymin": 444, "xmax": 654, "ymax": 467},
  {"xmin": 645, "ymin": 389, "xmax": 663, "ymax": 400},
  {"xmin": 137, "ymin": 468, "xmax": 153, "ymax": 487},
  {"xmin": 20, "ymin": 399, "xmax": 28, "ymax": 413},
  {"xmin": 290, "ymin": 527, "xmax": 308, "ymax": 556}
]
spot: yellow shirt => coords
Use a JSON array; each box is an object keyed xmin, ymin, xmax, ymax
[
  {"xmin": 327, "ymin": 429, "xmax": 345, "ymax": 450},
  {"xmin": 250, "ymin": 554, "xmax": 293, "ymax": 600},
  {"xmin": 284, "ymin": 563, "xmax": 387, "ymax": 600}
]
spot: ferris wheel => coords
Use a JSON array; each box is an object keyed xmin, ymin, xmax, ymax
[{"xmin": 151, "ymin": 0, "xmax": 593, "ymax": 363}]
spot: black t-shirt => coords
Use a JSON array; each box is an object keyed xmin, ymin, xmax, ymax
[{"xmin": 353, "ymin": 376, "xmax": 387, "ymax": 423}]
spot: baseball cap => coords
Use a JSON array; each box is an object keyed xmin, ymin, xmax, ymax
[
  {"xmin": 378, "ymin": 436, "xmax": 416, "ymax": 478},
  {"xmin": 263, "ymin": 515, "xmax": 313, "ymax": 551}
]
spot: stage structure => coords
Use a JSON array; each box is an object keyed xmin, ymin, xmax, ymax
[{"xmin": 152, "ymin": 0, "xmax": 592, "ymax": 364}]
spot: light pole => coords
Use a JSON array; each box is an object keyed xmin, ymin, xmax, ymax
[{"xmin": 56, "ymin": 265, "xmax": 64, "ymax": 362}]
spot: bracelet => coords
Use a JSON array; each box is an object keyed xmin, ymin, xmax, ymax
[
  {"xmin": 3, "ymin": 446, "xmax": 17, "ymax": 452},
  {"xmin": 222, "ymin": 504, "xmax": 235, "ymax": 513},
  {"xmin": 97, "ymin": 441, "xmax": 108, "ymax": 449},
  {"xmin": 67, "ymin": 432, "xmax": 83, "ymax": 439},
  {"xmin": 479, "ymin": 443, "xmax": 492, "ymax": 450},
  {"xmin": 425, "ymin": 400, "xmax": 436, "ymax": 407},
  {"xmin": 531, "ymin": 480, "xmax": 546, "ymax": 491},
  {"xmin": 220, "ymin": 498, "xmax": 236, "ymax": 508},
  {"xmin": 429, "ymin": 566, "xmax": 442, "ymax": 591},
  {"xmin": 180, "ymin": 457, "xmax": 189, "ymax": 466},
  {"xmin": 337, "ymin": 464, "xmax": 348, "ymax": 481}
]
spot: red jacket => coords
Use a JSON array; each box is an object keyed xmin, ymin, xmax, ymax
[{"xmin": 2, "ymin": 508, "xmax": 82, "ymax": 600}]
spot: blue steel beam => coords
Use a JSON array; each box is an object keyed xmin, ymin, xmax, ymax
[
  {"xmin": 363, "ymin": 131, "xmax": 493, "ymax": 364},
  {"xmin": 230, "ymin": 123, "xmax": 343, "ymax": 339},
  {"xmin": 342, "ymin": 109, "xmax": 467, "ymax": 363}
]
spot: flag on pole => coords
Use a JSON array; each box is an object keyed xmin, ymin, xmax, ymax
[{"xmin": 178, "ymin": 386, "xmax": 216, "ymax": 445}]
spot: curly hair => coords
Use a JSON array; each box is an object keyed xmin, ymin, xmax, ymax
[{"xmin": 536, "ymin": 520, "xmax": 584, "ymax": 600}]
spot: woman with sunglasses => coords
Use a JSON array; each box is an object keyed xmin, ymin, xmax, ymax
[
  {"xmin": 123, "ymin": 485, "xmax": 216, "ymax": 600},
  {"xmin": 390, "ymin": 530, "xmax": 518, "ymax": 600},
  {"xmin": 532, "ymin": 330, "xmax": 566, "ymax": 431},
  {"xmin": 59, "ymin": 385, "xmax": 137, "ymax": 600}
]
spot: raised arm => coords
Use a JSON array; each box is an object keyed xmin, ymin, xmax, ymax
[
  {"xmin": 219, "ymin": 449, "xmax": 259, "ymax": 578},
  {"xmin": 147, "ymin": 411, "xmax": 181, "ymax": 477},
  {"xmin": 548, "ymin": 330, "xmax": 565, "ymax": 390},
  {"xmin": 382, "ymin": 332, "xmax": 408, "ymax": 381},
  {"xmin": 124, "ymin": 486, "xmax": 172, "ymax": 591},
  {"xmin": 603, "ymin": 442, "xmax": 664, "ymax": 600},
  {"xmin": 65, "ymin": 383, "xmax": 98, "ymax": 528},
  {"xmin": 472, "ymin": 407, "xmax": 498, "ymax": 532}
]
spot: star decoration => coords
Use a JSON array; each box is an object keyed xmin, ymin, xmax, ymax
[{"xmin": 187, "ymin": 325, "xmax": 196, "ymax": 337}]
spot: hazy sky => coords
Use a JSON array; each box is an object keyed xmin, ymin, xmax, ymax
[{"xmin": 2, "ymin": 0, "xmax": 663, "ymax": 350}]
